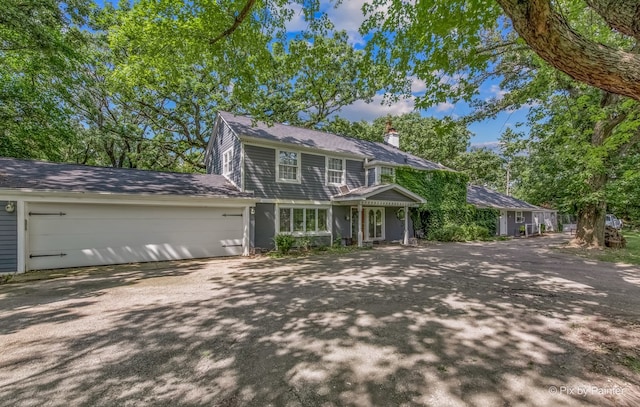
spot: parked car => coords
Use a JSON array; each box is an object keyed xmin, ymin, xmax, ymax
[{"xmin": 605, "ymin": 214, "xmax": 623, "ymax": 230}]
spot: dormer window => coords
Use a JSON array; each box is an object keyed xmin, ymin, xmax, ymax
[
  {"xmin": 222, "ymin": 148, "xmax": 233, "ymax": 176},
  {"xmin": 379, "ymin": 166, "xmax": 395, "ymax": 183},
  {"xmin": 326, "ymin": 157, "xmax": 345, "ymax": 186},
  {"xmin": 277, "ymin": 150, "xmax": 301, "ymax": 183}
]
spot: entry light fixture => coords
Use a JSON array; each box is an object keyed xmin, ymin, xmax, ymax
[{"xmin": 5, "ymin": 201, "xmax": 15, "ymax": 213}]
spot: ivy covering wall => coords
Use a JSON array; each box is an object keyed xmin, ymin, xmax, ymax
[{"xmin": 395, "ymin": 168, "xmax": 499, "ymax": 241}]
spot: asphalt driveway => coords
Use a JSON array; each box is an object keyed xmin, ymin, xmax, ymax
[{"xmin": 1, "ymin": 235, "xmax": 639, "ymax": 406}]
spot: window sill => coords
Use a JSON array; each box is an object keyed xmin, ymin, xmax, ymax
[{"xmin": 276, "ymin": 179, "xmax": 301, "ymax": 184}]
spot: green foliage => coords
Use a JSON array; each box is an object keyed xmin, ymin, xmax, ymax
[
  {"xmin": 273, "ymin": 233, "xmax": 296, "ymax": 255},
  {"xmin": 326, "ymin": 113, "xmax": 470, "ymax": 167},
  {"xmin": 396, "ymin": 168, "xmax": 498, "ymax": 241}
]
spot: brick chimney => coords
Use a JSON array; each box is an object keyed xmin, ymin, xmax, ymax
[{"xmin": 384, "ymin": 120, "xmax": 400, "ymax": 148}]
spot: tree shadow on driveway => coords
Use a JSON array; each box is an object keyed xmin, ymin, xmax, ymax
[{"xmin": 0, "ymin": 236, "xmax": 638, "ymax": 406}]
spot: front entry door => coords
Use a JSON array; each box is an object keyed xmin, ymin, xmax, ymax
[
  {"xmin": 365, "ymin": 207, "xmax": 384, "ymax": 241},
  {"xmin": 499, "ymin": 210, "xmax": 507, "ymax": 235}
]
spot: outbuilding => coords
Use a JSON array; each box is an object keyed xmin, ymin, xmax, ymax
[
  {"xmin": 467, "ymin": 184, "xmax": 557, "ymax": 236},
  {"xmin": 0, "ymin": 158, "xmax": 255, "ymax": 273}
]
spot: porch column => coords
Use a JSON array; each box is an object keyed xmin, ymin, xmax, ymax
[
  {"xmin": 357, "ymin": 202, "xmax": 363, "ymax": 247},
  {"xmin": 403, "ymin": 204, "xmax": 409, "ymax": 245}
]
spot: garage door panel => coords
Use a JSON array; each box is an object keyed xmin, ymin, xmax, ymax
[
  {"xmin": 30, "ymin": 217, "xmax": 240, "ymax": 237},
  {"xmin": 28, "ymin": 203, "xmax": 244, "ymax": 270},
  {"xmin": 29, "ymin": 231, "xmax": 240, "ymax": 252}
]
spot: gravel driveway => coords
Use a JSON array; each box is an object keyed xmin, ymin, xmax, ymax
[{"xmin": 1, "ymin": 234, "xmax": 639, "ymax": 406}]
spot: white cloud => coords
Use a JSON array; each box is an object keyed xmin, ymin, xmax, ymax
[
  {"xmin": 284, "ymin": 3, "xmax": 310, "ymax": 32},
  {"xmin": 332, "ymin": 94, "xmax": 415, "ymax": 122},
  {"xmin": 435, "ymin": 101, "xmax": 454, "ymax": 113},
  {"xmin": 470, "ymin": 141, "xmax": 501, "ymax": 151},
  {"xmin": 410, "ymin": 76, "xmax": 427, "ymax": 94},
  {"xmin": 487, "ymin": 84, "xmax": 507, "ymax": 101},
  {"xmin": 325, "ymin": 1, "xmax": 369, "ymax": 44}
]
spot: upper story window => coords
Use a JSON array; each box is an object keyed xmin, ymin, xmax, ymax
[
  {"xmin": 277, "ymin": 150, "xmax": 301, "ymax": 183},
  {"xmin": 379, "ymin": 166, "xmax": 395, "ymax": 183},
  {"xmin": 222, "ymin": 148, "xmax": 233, "ymax": 175},
  {"xmin": 326, "ymin": 157, "xmax": 345, "ymax": 185}
]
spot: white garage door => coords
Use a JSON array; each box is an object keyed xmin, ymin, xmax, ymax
[{"xmin": 27, "ymin": 203, "xmax": 244, "ymax": 270}]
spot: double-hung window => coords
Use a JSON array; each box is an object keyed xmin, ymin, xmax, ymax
[
  {"xmin": 326, "ymin": 157, "xmax": 345, "ymax": 185},
  {"xmin": 222, "ymin": 148, "xmax": 233, "ymax": 176},
  {"xmin": 277, "ymin": 150, "xmax": 300, "ymax": 183},
  {"xmin": 379, "ymin": 166, "xmax": 395, "ymax": 183},
  {"xmin": 515, "ymin": 211, "xmax": 525, "ymax": 223},
  {"xmin": 279, "ymin": 207, "xmax": 329, "ymax": 234}
]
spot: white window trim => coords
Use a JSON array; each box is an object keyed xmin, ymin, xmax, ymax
[
  {"xmin": 276, "ymin": 149, "xmax": 302, "ymax": 184},
  {"xmin": 325, "ymin": 157, "xmax": 346, "ymax": 186},
  {"xmin": 515, "ymin": 211, "xmax": 525, "ymax": 223},
  {"xmin": 222, "ymin": 147, "xmax": 234, "ymax": 176},
  {"xmin": 376, "ymin": 166, "xmax": 395, "ymax": 184},
  {"xmin": 276, "ymin": 205, "xmax": 331, "ymax": 235}
]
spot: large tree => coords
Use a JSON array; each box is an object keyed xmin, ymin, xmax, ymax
[
  {"xmin": 360, "ymin": 0, "xmax": 640, "ymax": 246},
  {"xmin": 0, "ymin": 0, "xmax": 92, "ymax": 160}
]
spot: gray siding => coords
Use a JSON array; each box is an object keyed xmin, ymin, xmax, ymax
[
  {"xmin": 370, "ymin": 189, "xmax": 414, "ymax": 202},
  {"xmin": 207, "ymin": 119, "xmax": 242, "ymax": 187},
  {"xmin": 0, "ymin": 201, "xmax": 17, "ymax": 272},
  {"xmin": 507, "ymin": 210, "xmax": 533, "ymax": 236},
  {"xmin": 245, "ymin": 145, "xmax": 361, "ymax": 200},
  {"xmin": 367, "ymin": 168, "xmax": 376, "ymax": 186},
  {"xmin": 384, "ymin": 208, "xmax": 413, "ymax": 242},
  {"xmin": 346, "ymin": 160, "xmax": 365, "ymax": 190},
  {"xmin": 254, "ymin": 203, "xmax": 276, "ymax": 250},
  {"xmin": 332, "ymin": 206, "xmax": 350, "ymax": 242}
]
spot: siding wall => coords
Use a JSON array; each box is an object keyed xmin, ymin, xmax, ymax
[
  {"xmin": 346, "ymin": 160, "xmax": 365, "ymax": 190},
  {"xmin": 254, "ymin": 203, "xmax": 276, "ymax": 250},
  {"xmin": 0, "ymin": 201, "xmax": 18, "ymax": 272},
  {"xmin": 244, "ymin": 144, "xmax": 364, "ymax": 200},
  {"xmin": 207, "ymin": 120, "xmax": 242, "ymax": 187},
  {"xmin": 384, "ymin": 209, "xmax": 413, "ymax": 241},
  {"xmin": 332, "ymin": 206, "xmax": 350, "ymax": 242},
  {"xmin": 367, "ymin": 168, "xmax": 376, "ymax": 186},
  {"xmin": 370, "ymin": 189, "xmax": 414, "ymax": 202},
  {"xmin": 507, "ymin": 210, "xmax": 533, "ymax": 236}
]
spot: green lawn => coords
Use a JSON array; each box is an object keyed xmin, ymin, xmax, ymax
[{"xmin": 591, "ymin": 230, "xmax": 640, "ymax": 265}]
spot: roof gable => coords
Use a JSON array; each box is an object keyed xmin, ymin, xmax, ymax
[{"xmin": 218, "ymin": 112, "xmax": 450, "ymax": 171}]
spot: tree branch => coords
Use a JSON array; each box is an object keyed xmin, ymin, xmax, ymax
[
  {"xmin": 209, "ymin": 0, "xmax": 257, "ymax": 45},
  {"xmin": 584, "ymin": 0, "xmax": 640, "ymax": 41},
  {"xmin": 496, "ymin": 0, "xmax": 640, "ymax": 101}
]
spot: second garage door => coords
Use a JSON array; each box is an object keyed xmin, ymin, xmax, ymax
[{"xmin": 28, "ymin": 202, "xmax": 244, "ymax": 270}]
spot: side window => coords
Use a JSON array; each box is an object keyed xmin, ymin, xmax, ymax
[
  {"xmin": 379, "ymin": 166, "xmax": 395, "ymax": 183},
  {"xmin": 277, "ymin": 150, "xmax": 300, "ymax": 183},
  {"xmin": 222, "ymin": 148, "xmax": 233, "ymax": 175}
]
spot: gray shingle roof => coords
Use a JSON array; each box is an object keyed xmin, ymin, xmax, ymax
[
  {"xmin": 219, "ymin": 112, "xmax": 450, "ymax": 171},
  {"xmin": 0, "ymin": 157, "xmax": 251, "ymax": 198},
  {"xmin": 467, "ymin": 185, "xmax": 541, "ymax": 210}
]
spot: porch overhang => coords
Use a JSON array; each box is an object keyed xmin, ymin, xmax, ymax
[{"xmin": 331, "ymin": 183, "xmax": 425, "ymax": 207}]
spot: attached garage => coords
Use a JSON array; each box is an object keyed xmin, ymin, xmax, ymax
[
  {"xmin": 0, "ymin": 157, "xmax": 255, "ymax": 273},
  {"xmin": 27, "ymin": 203, "xmax": 245, "ymax": 270}
]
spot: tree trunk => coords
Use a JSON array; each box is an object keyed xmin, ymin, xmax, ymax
[
  {"xmin": 574, "ymin": 175, "xmax": 607, "ymax": 247},
  {"xmin": 572, "ymin": 92, "xmax": 624, "ymax": 247}
]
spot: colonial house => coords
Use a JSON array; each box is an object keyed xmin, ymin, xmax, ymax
[{"xmin": 205, "ymin": 112, "xmax": 440, "ymax": 251}]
